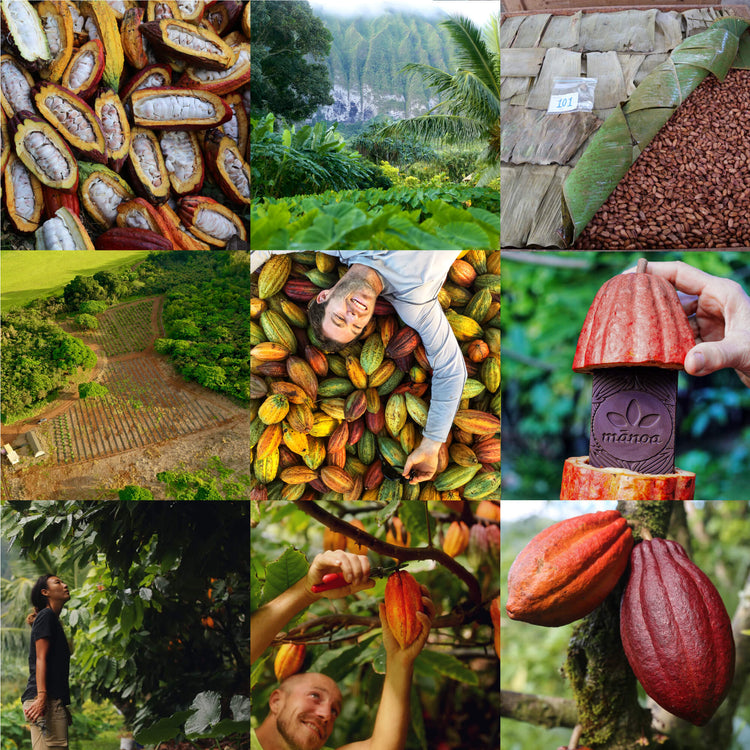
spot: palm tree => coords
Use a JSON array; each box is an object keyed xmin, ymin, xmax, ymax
[{"xmin": 377, "ymin": 13, "xmax": 500, "ymax": 185}]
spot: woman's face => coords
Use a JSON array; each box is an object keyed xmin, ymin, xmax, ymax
[{"xmin": 43, "ymin": 577, "xmax": 71, "ymax": 605}]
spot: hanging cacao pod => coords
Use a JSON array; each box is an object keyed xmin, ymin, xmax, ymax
[
  {"xmin": 274, "ymin": 643, "xmax": 306, "ymax": 682},
  {"xmin": 384, "ymin": 571, "xmax": 424, "ymax": 649},
  {"xmin": 506, "ymin": 510, "xmax": 633, "ymax": 626},
  {"xmin": 620, "ymin": 538, "xmax": 735, "ymax": 726}
]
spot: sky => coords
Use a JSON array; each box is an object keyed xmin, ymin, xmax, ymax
[{"xmin": 308, "ymin": 0, "xmax": 500, "ymax": 27}]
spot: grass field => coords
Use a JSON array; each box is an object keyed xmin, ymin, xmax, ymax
[{"xmin": 1, "ymin": 251, "xmax": 151, "ymax": 309}]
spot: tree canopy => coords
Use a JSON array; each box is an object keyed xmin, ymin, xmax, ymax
[{"xmin": 251, "ymin": 0, "xmax": 334, "ymax": 122}]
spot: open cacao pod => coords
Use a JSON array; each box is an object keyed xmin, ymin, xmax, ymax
[
  {"xmin": 2, "ymin": 0, "xmax": 248, "ymax": 249},
  {"xmin": 506, "ymin": 510, "xmax": 633, "ymax": 626},
  {"xmin": 620, "ymin": 538, "xmax": 735, "ymax": 726}
]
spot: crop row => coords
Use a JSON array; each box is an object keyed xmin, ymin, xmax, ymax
[{"xmin": 89, "ymin": 299, "xmax": 157, "ymax": 357}]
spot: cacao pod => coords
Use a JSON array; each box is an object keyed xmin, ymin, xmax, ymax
[
  {"xmin": 346, "ymin": 519, "xmax": 368, "ymax": 555},
  {"xmin": 506, "ymin": 510, "xmax": 633, "ymax": 626},
  {"xmin": 384, "ymin": 571, "xmax": 424, "ymax": 649},
  {"xmin": 442, "ymin": 521, "xmax": 470, "ymax": 558},
  {"xmin": 274, "ymin": 643, "xmax": 306, "ymax": 682},
  {"xmin": 620, "ymin": 538, "xmax": 735, "ymax": 726},
  {"xmin": 490, "ymin": 596, "xmax": 501, "ymax": 659}
]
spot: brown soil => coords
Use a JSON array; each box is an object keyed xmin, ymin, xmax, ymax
[{"xmin": 1, "ymin": 296, "xmax": 249, "ymax": 500}]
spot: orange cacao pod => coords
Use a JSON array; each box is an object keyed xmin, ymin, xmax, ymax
[
  {"xmin": 386, "ymin": 517, "xmax": 411, "ymax": 550},
  {"xmin": 620, "ymin": 538, "xmax": 735, "ymax": 726},
  {"xmin": 323, "ymin": 527, "xmax": 347, "ymax": 551},
  {"xmin": 320, "ymin": 466, "xmax": 355, "ymax": 494},
  {"xmin": 442, "ymin": 521, "xmax": 470, "ymax": 558},
  {"xmin": 346, "ymin": 519, "xmax": 368, "ymax": 555},
  {"xmin": 506, "ymin": 510, "xmax": 633, "ymax": 626},
  {"xmin": 384, "ymin": 571, "xmax": 424, "ymax": 649},
  {"xmin": 274, "ymin": 643, "xmax": 306, "ymax": 681},
  {"xmin": 453, "ymin": 410, "xmax": 501, "ymax": 436},
  {"xmin": 467, "ymin": 339, "xmax": 490, "ymax": 363},
  {"xmin": 475, "ymin": 500, "xmax": 500, "ymax": 523},
  {"xmin": 448, "ymin": 258, "xmax": 477, "ymax": 287}
]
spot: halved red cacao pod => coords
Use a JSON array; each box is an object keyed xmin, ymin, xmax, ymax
[
  {"xmin": 42, "ymin": 184, "xmax": 80, "ymax": 220},
  {"xmin": 158, "ymin": 203, "xmax": 211, "ymax": 250},
  {"xmin": 5, "ymin": 153, "xmax": 43, "ymax": 232},
  {"xmin": 119, "ymin": 64, "xmax": 173, "ymax": 104},
  {"xmin": 177, "ymin": 42, "xmax": 250, "ymax": 95},
  {"xmin": 131, "ymin": 87, "xmax": 231, "ymax": 130},
  {"xmin": 95, "ymin": 226, "xmax": 173, "ymax": 250},
  {"xmin": 61, "ymin": 40, "xmax": 105, "ymax": 101},
  {"xmin": 140, "ymin": 19, "xmax": 236, "ymax": 70},
  {"xmin": 33, "ymin": 82, "xmax": 107, "ymax": 163},
  {"xmin": 178, "ymin": 195, "xmax": 246, "ymax": 246},
  {"xmin": 120, "ymin": 6, "xmax": 149, "ymax": 70},
  {"xmin": 203, "ymin": 0, "xmax": 243, "ymax": 35},
  {"xmin": 1, "ymin": 54, "xmax": 38, "ymax": 118},
  {"xmin": 35, "ymin": 207, "xmax": 94, "ymax": 250},
  {"xmin": 203, "ymin": 127, "xmax": 250, "ymax": 204},
  {"xmin": 158, "ymin": 130, "xmax": 204, "ymax": 194},
  {"xmin": 93, "ymin": 88, "xmax": 131, "ymax": 171},
  {"xmin": 1, "ymin": 0, "xmax": 51, "ymax": 67},
  {"xmin": 506, "ymin": 510, "xmax": 633, "ymax": 626},
  {"xmin": 620, "ymin": 538, "xmax": 735, "ymax": 726},
  {"xmin": 12, "ymin": 111, "xmax": 78, "ymax": 191},
  {"xmin": 127, "ymin": 126, "xmax": 170, "ymax": 204},
  {"xmin": 36, "ymin": 1, "xmax": 74, "ymax": 83},
  {"xmin": 273, "ymin": 643, "xmax": 306, "ymax": 682},
  {"xmin": 384, "ymin": 571, "xmax": 424, "ymax": 649},
  {"xmin": 78, "ymin": 160, "xmax": 135, "ymax": 228},
  {"xmin": 78, "ymin": 2, "xmax": 124, "ymax": 92},
  {"xmin": 116, "ymin": 197, "xmax": 173, "ymax": 237}
]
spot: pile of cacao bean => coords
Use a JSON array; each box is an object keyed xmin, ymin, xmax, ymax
[
  {"xmin": 575, "ymin": 69, "xmax": 750, "ymax": 250},
  {"xmin": 250, "ymin": 251, "xmax": 501, "ymax": 505},
  {"xmin": 1, "ymin": 0, "xmax": 249, "ymax": 250},
  {"xmin": 506, "ymin": 510, "xmax": 736, "ymax": 728}
]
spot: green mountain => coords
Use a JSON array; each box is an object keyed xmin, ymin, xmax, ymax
[{"xmin": 313, "ymin": 12, "xmax": 458, "ymax": 123}]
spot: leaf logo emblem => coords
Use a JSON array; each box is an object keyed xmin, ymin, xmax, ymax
[{"xmin": 606, "ymin": 399, "xmax": 660, "ymax": 429}]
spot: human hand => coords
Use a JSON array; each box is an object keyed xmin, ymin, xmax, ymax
[
  {"xmin": 646, "ymin": 261, "xmax": 750, "ymax": 388},
  {"xmin": 305, "ymin": 550, "xmax": 375, "ymax": 599},
  {"xmin": 24, "ymin": 695, "xmax": 46, "ymax": 723},
  {"xmin": 379, "ymin": 584, "xmax": 435, "ymax": 664},
  {"xmin": 403, "ymin": 437, "xmax": 442, "ymax": 484}
]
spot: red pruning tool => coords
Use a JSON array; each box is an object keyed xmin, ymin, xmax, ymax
[{"xmin": 311, "ymin": 563, "xmax": 404, "ymax": 593}]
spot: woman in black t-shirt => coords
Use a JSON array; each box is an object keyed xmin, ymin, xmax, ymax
[{"xmin": 21, "ymin": 574, "xmax": 72, "ymax": 750}]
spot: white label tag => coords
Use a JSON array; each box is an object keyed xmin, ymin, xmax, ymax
[{"xmin": 548, "ymin": 92, "xmax": 579, "ymax": 113}]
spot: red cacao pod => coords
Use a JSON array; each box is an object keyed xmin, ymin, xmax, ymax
[
  {"xmin": 274, "ymin": 642, "xmax": 306, "ymax": 681},
  {"xmin": 490, "ymin": 596, "xmax": 501, "ymax": 659},
  {"xmin": 506, "ymin": 511, "xmax": 633, "ymax": 626},
  {"xmin": 384, "ymin": 570, "xmax": 424, "ymax": 649},
  {"xmin": 620, "ymin": 538, "xmax": 735, "ymax": 726}
]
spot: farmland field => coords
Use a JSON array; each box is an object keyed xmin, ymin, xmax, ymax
[
  {"xmin": 84, "ymin": 298, "xmax": 158, "ymax": 356},
  {"xmin": 0, "ymin": 250, "xmax": 150, "ymax": 309}
]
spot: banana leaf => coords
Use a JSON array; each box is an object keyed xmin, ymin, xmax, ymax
[{"xmin": 561, "ymin": 18, "xmax": 749, "ymax": 246}]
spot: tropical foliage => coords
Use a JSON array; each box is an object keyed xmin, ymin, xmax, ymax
[
  {"xmin": 376, "ymin": 14, "xmax": 501, "ymax": 185},
  {"xmin": 1, "ymin": 501, "xmax": 250, "ymax": 739},
  {"xmin": 250, "ymin": 113, "xmax": 389, "ymax": 199}
]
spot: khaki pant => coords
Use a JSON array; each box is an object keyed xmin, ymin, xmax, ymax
[{"xmin": 22, "ymin": 698, "xmax": 70, "ymax": 749}]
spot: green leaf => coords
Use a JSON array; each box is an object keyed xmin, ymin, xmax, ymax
[
  {"xmin": 134, "ymin": 711, "xmax": 193, "ymax": 744},
  {"xmin": 251, "ymin": 654, "xmax": 270, "ymax": 690},
  {"xmin": 184, "ymin": 690, "xmax": 221, "ymax": 735},
  {"xmin": 399, "ymin": 502, "xmax": 435, "ymax": 546},
  {"xmin": 261, "ymin": 547, "xmax": 309, "ymax": 606},
  {"xmin": 416, "ymin": 649, "xmax": 479, "ymax": 685}
]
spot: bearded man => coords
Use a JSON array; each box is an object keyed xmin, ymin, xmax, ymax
[{"xmin": 251, "ymin": 251, "xmax": 467, "ymax": 483}]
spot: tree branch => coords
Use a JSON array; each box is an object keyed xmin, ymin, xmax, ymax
[
  {"xmin": 501, "ymin": 690, "xmax": 578, "ymax": 729},
  {"xmin": 293, "ymin": 500, "xmax": 483, "ymax": 603}
]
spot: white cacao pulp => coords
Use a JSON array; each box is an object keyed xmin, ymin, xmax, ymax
[
  {"xmin": 160, "ymin": 131, "xmax": 196, "ymax": 182},
  {"xmin": 42, "ymin": 216, "xmax": 76, "ymax": 250},
  {"xmin": 133, "ymin": 134, "xmax": 162, "ymax": 186},
  {"xmin": 194, "ymin": 48, "xmax": 249, "ymax": 82},
  {"xmin": 89, "ymin": 177, "xmax": 125, "ymax": 223},
  {"xmin": 11, "ymin": 158, "xmax": 36, "ymax": 220},
  {"xmin": 45, "ymin": 96, "xmax": 95, "ymax": 141},
  {"xmin": 134, "ymin": 94, "xmax": 215, "ymax": 121},
  {"xmin": 167, "ymin": 27, "xmax": 221, "ymax": 55},
  {"xmin": 224, "ymin": 149, "xmax": 249, "ymax": 198},
  {"xmin": 1, "ymin": 60, "xmax": 34, "ymax": 113},
  {"xmin": 196, "ymin": 209, "xmax": 237, "ymax": 240},
  {"xmin": 69, "ymin": 51, "xmax": 95, "ymax": 88},
  {"xmin": 125, "ymin": 211, "xmax": 151, "ymax": 230},
  {"xmin": 24, "ymin": 130, "xmax": 70, "ymax": 180},
  {"xmin": 100, "ymin": 102, "xmax": 123, "ymax": 151},
  {"xmin": 42, "ymin": 14, "xmax": 62, "ymax": 56}
]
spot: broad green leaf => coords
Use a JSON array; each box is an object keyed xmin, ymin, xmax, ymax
[
  {"xmin": 184, "ymin": 690, "xmax": 221, "ymax": 735},
  {"xmin": 134, "ymin": 711, "xmax": 193, "ymax": 744},
  {"xmin": 399, "ymin": 501, "xmax": 435, "ymax": 546},
  {"xmin": 251, "ymin": 654, "xmax": 270, "ymax": 689},
  {"xmin": 261, "ymin": 547, "xmax": 309, "ymax": 606},
  {"xmin": 417, "ymin": 649, "xmax": 479, "ymax": 685}
]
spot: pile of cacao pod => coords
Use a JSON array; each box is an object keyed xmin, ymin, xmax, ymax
[
  {"xmin": 1, "ymin": 0, "xmax": 249, "ymax": 250},
  {"xmin": 250, "ymin": 251, "xmax": 501, "ymax": 503},
  {"xmin": 506, "ymin": 510, "xmax": 735, "ymax": 727}
]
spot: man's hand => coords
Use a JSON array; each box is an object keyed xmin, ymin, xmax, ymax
[
  {"xmin": 403, "ymin": 437, "xmax": 442, "ymax": 484},
  {"xmin": 646, "ymin": 261, "xmax": 750, "ymax": 388},
  {"xmin": 305, "ymin": 551, "xmax": 375, "ymax": 600},
  {"xmin": 379, "ymin": 584, "xmax": 435, "ymax": 666}
]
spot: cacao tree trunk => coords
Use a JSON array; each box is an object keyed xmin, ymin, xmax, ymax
[{"xmin": 561, "ymin": 501, "xmax": 674, "ymax": 749}]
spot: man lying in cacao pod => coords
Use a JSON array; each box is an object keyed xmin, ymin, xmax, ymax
[
  {"xmin": 646, "ymin": 261, "xmax": 750, "ymax": 388},
  {"xmin": 250, "ymin": 550, "xmax": 434, "ymax": 750},
  {"xmin": 252, "ymin": 250, "xmax": 468, "ymax": 484}
]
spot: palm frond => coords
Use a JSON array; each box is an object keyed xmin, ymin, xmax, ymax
[
  {"xmin": 485, "ymin": 13, "xmax": 501, "ymax": 58},
  {"xmin": 400, "ymin": 63, "xmax": 458, "ymax": 97},
  {"xmin": 449, "ymin": 70, "xmax": 502, "ymax": 124},
  {"xmin": 376, "ymin": 114, "xmax": 485, "ymax": 146},
  {"xmin": 440, "ymin": 16, "xmax": 501, "ymax": 101}
]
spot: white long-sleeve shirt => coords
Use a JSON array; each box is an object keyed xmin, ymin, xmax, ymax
[{"xmin": 252, "ymin": 251, "xmax": 467, "ymax": 442}]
